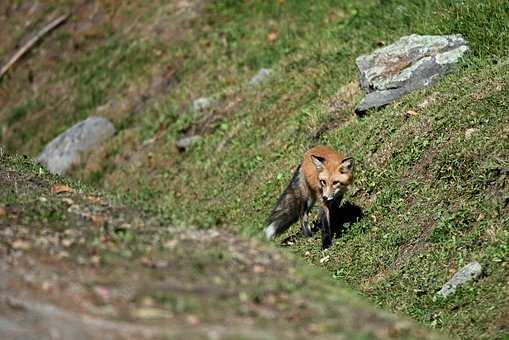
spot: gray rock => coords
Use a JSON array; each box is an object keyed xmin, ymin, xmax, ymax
[
  {"xmin": 192, "ymin": 97, "xmax": 214, "ymax": 111},
  {"xmin": 355, "ymin": 34, "xmax": 469, "ymax": 113},
  {"xmin": 437, "ymin": 261, "xmax": 482, "ymax": 298},
  {"xmin": 37, "ymin": 116, "xmax": 115, "ymax": 174},
  {"xmin": 176, "ymin": 135, "xmax": 201, "ymax": 152},
  {"xmin": 249, "ymin": 68, "xmax": 271, "ymax": 86},
  {"xmin": 464, "ymin": 128, "xmax": 477, "ymax": 140}
]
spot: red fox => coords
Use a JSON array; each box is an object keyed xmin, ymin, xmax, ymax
[{"xmin": 265, "ymin": 145, "xmax": 354, "ymax": 249}]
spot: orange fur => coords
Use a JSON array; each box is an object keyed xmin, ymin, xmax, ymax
[{"xmin": 302, "ymin": 145, "xmax": 353, "ymax": 205}]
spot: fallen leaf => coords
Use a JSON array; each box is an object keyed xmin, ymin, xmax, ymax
[
  {"xmin": 52, "ymin": 184, "xmax": 74, "ymax": 194},
  {"xmin": 41, "ymin": 281, "xmax": 52, "ymax": 291},
  {"xmin": 253, "ymin": 265, "xmax": 265, "ymax": 273},
  {"xmin": 267, "ymin": 31, "xmax": 278, "ymax": 42},
  {"xmin": 405, "ymin": 110, "xmax": 418, "ymax": 117},
  {"xmin": 186, "ymin": 314, "xmax": 200, "ymax": 325},
  {"xmin": 94, "ymin": 286, "xmax": 111, "ymax": 301},
  {"xmin": 90, "ymin": 214, "xmax": 106, "ymax": 227},
  {"xmin": 142, "ymin": 296, "xmax": 155, "ymax": 307},
  {"xmin": 0, "ymin": 205, "xmax": 6, "ymax": 217},
  {"xmin": 12, "ymin": 240, "xmax": 31, "ymax": 250},
  {"xmin": 141, "ymin": 256, "xmax": 155, "ymax": 267},
  {"xmin": 90, "ymin": 255, "xmax": 101, "ymax": 266}
]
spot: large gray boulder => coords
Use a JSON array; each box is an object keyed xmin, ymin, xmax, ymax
[
  {"xmin": 37, "ymin": 116, "xmax": 115, "ymax": 174},
  {"xmin": 355, "ymin": 34, "xmax": 469, "ymax": 113},
  {"xmin": 437, "ymin": 261, "xmax": 482, "ymax": 298}
]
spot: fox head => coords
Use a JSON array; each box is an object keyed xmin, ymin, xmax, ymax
[{"xmin": 311, "ymin": 155, "xmax": 354, "ymax": 204}]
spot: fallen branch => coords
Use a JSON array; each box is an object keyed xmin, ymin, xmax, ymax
[{"xmin": 0, "ymin": 14, "xmax": 69, "ymax": 79}]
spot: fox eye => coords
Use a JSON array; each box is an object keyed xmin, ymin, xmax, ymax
[
  {"xmin": 319, "ymin": 180, "xmax": 326, "ymax": 186},
  {"xmin": 332, "ymin": 181, "xmax": 339, "ymax": 186}
]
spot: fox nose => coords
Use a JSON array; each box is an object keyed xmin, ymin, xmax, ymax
[{"xmin": 323, "ymin": 195, "xmax": 333, "ymax": 202}]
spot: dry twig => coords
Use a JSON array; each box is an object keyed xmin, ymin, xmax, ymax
[{"xmin": 0, "ymin": 14, "xmax": 69, "ymax": 79}]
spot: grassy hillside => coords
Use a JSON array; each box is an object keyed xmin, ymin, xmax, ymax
[
  {"xmin": 1, "ymin": 152, "xmax": 441, "ymax": 339},
  {"xmin": 1, "ymin": 0, "xmax": 507, "ymax": 338}
]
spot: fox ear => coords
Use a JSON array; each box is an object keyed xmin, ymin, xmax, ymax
[
  {"xmin": 339, "ymin": 157, "xmax": 354, "ymax": 173},
  {"xmin": 311, "ymin": 155, "xmax": 325, "ymax": 171}
]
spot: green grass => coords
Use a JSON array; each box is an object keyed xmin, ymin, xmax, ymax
[{"xmin": 1, "ymin": 0, "xmax": 508, "ymax": 338}]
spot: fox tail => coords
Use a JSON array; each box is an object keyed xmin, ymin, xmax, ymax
[{"xmin": 265, "ymin": 165, "xmax": 305, "ymax": 240}]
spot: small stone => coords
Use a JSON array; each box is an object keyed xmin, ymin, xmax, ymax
[
  {"xmin": 61, "ymin": 239, "xmax": 74, "ymax": 247},
  {"xmin": 319, "ymin": 255, "xmax": 330, "ymax": 264},
  {"xmin": 192, "ymin": 97, "xmax": 214, "ymax": 111},
  {"xmin": 304, "ymin": 251, "xmax": 311, "ymax": 257},
  {"xmin": 57, "ymin": 251, "xmax": 69, "ymax": 259},
  {"xmin": 437, "ymin": 261, "xmax": 482, "ymax": 298},
  {"xmin": 61, "ymin": 198, "xmax": 74, "ymax": 205},
  {"xmin": 249, "ymin": 68, "xmax": 271, "ymax": 86},
  {"xmin": 176, "ymin": 135, "xmax": 202, "ymax": 152},
  {"xmin": 465, "ymin": 128, "xmax": 477, "ymax": 140}
]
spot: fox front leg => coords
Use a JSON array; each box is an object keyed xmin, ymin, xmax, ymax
[
  {"xmin": 320, "ymin": 205, "xmax": 332, "ymax": 249},
  {"xmin": 300, "ymin": 198, "xmax": 314, "ymax": 237},
  {"xmin": 300, "ymin": 210, "xmax": 313, "ymax": 237}
]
